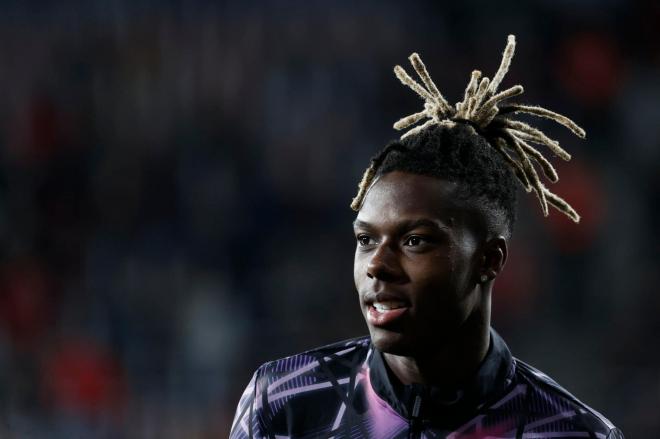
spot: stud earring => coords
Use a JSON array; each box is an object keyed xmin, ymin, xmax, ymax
[{"xmin": 480, "ymin": 274, "xmax": 488, "ymax": 283}]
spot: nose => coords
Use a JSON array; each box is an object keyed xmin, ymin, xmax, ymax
[{"xmin": 367, "ymin": 243, "xmax": 404, "ymax": 282}]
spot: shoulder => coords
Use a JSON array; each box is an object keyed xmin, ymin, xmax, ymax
[
  {"xmin": 242, "ymin": 336, "xmax": 372, "ymax": 437},
  {"xmin": 512, "ymin": 357, "xmax": 624, "ymax": 438},
  {"xmin": 256, "ymin": 335, "xmax": 372, "ymax": 379}
]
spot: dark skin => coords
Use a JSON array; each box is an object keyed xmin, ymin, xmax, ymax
[{"xmin": 353, "ymin": 171, "xmax": 508, "ymax": 388}]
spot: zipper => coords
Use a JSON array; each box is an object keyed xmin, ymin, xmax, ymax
[{"xmin": 409, "ymin": 394, "xmax": 422, "ymax": 439}]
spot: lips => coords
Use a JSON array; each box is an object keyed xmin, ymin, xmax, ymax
[{"xmin": 364, "ymin": 292, "xmax": 410, "ymax": 327}]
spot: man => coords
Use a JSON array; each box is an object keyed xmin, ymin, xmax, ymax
[{"xmin": 229, "ymin": 35, "xmax": 623, "ymax": 438}]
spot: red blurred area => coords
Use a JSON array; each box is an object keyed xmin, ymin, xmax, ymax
[
  {"xmin": 41, "ymin": 339, "xmax": 127, "ymax": 417},
  {"xmin": 542, "ymin": 159, "xmax": 606, "ymax": 253},
  {"xmin": 0, "ymin": 259, "xmax": 57, "ymax": 351},
  {"xmin": 558, "ymin": 32, "xmax": 624, "ymax": 105},
  {"xmin": 7, "ymin": 94, "xmax": 75, "ymax": 165}
]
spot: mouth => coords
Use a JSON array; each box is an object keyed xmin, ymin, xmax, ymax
[{"xmin": 364, "ymin": 294, "xmax": 410, "ymax": 327}]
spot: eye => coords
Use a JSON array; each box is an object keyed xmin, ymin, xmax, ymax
[
  {"xmin": 404, "ymin": 235, "xmax": 425, "ymax": 246},
  {"xmin": 356, "ymin": 234, "xmax": 375, "ymax": 247}
]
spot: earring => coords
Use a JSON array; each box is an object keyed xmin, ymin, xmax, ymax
[{"xmin": 480, "ymin": 274, "xmax": 488, "ymax": 283}]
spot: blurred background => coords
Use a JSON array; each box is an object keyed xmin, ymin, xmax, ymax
[{"xmin": 0, "ymin": 0, "xmax": 657, "ymax": 437}]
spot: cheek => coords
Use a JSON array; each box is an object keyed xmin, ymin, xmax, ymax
[
  {"xmin": 411, "ymin": 252, "xmax": 454, "ymax": 286},
  {"xmin": 353, "ymin": 250, "xmax": 365, "ymax": 288},
  {"xmin": 408, "ymin": 252, "xmax": 474, "ymax": 306},
  {"xmin": 411, "ymin": 268, "xmax": 456, "ymax": 306}
]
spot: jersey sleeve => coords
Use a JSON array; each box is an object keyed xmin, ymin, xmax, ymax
[
  {"xmin": 229, "ymin": 364, "xmax": 268, "ymax": 439},
  {"xmin": 607, "ymin": 427, "xmax": 625, "ymax": 439}
]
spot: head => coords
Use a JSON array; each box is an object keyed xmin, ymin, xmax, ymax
[
  {"xmin": 352, "ymin": 124, "xmax": 515, "ymax": 355},
  {"xmin": 350, "ymin": 35, "xmax": 585, "ymax": 356}
]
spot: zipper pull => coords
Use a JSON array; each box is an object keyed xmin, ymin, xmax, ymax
[
  {"xmin": 412, "ymin": 394, "xmax": 422, "ymax": 419},
  {"xmin": 409, "ymin": 394, "xmax": 422, "ymax": 439}
]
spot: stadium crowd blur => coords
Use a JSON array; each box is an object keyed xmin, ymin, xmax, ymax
[{"xmin": 0, "ymin": 1, "xmax": 658, "ymax": 437}]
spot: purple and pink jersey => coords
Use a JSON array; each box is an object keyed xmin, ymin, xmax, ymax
[{"xmin": 230, "ymin": 330, "xmax": 622, "ymax": 438}]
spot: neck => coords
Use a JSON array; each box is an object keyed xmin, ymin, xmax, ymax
[{"xmin": 382, "ymin": 302, "xmax": 491, "ymax": 388}]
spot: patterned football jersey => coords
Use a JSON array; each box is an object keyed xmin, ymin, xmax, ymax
[{"xmin": 230, "ymin": 330, "xmax": 622, "ymax": 438}]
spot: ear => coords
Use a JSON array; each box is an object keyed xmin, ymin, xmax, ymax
[{"xmin": 480, "ymin": 236, "xmax": 508, "ymax": 282}]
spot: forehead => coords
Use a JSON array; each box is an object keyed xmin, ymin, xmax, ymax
[{"xmin": 356, "ymin": 171, "xmax": 464, "ymax": 226}]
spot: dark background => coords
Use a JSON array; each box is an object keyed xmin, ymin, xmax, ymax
[{"xmin": 0, "ymin": 0, "xmax": 658, "ymax": 437}]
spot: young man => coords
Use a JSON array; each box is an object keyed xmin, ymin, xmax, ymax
[{"xmin": 229, "ymin": 36, "xmax": 623, "ymax": 439}]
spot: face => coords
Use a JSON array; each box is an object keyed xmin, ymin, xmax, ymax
[{"xmin": 353, "ymin": 171, "xmax": 487, "ymax": 356}]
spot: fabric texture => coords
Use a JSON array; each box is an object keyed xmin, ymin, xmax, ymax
[{"xmin": 229, "ymin": 330, "xmax": 622, "ymax": 439}]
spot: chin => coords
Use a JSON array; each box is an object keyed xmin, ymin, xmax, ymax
[
  {"xmin": 369, "ymin": 328, "xmax": 417, "ymax": 356},
  {"xmin": 370, "ymin": 324, "xmax": 456, "ymax": 357}
]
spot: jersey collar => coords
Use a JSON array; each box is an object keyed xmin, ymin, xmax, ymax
[{"xmin": 367, "ymin": 328, "xmax": 515, "ymax": 429}]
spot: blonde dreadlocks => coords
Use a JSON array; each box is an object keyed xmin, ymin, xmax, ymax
[{"xmin": 351, "ymin": 35, "xmax": 585, "ymax": 223}]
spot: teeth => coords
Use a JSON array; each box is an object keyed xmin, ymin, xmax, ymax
[{"xmin": 373, "ymin": 301, "xmax": 407, "ymax": 312}]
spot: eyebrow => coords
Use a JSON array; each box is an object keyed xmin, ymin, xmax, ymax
[{"xmin": 352, "ymin": 218, "xmax": 450, "ymax": 232}]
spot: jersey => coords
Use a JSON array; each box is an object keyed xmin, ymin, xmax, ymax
[{"xmin": 229, "ymin": 329, "xmax": 623, "ymax": 438}]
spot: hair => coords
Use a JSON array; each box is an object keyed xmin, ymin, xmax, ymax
[
  {"xmin": 367, "ymin": 123, "xmax": 519, "ymax": 236},
  {"xmin": 351, "ymin": 35, "xmax": 585, "ymax": 230}
]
